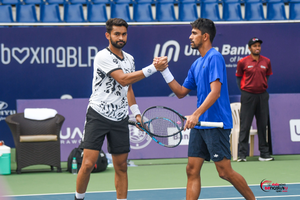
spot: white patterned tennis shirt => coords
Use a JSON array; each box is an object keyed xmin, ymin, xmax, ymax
[{"xmin": 88, "ymin": 47, "xmax": 135, "ymax": 121}]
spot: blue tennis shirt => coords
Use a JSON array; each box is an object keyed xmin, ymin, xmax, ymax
[{"xmin": 183, "ymin": 48, "xmax": 233, "ymax": 130}]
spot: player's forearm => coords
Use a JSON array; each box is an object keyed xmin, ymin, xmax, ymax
[
  {"xmin": 168, "ymin": 80, "xmax": 189, "ymax": 99},
  {"xmin": 117, "ymin": 71, "xmax": 146, "ymax": 87},
  {"xmin": 113, "ymin": 63, "xmax": 163, "ymax": 87},
  {"xmin": 193, "ymin": 80, "xmax": 221, "ymax": 119},
  {"xmin": 192, "ymin": 90, "xmax": 220, "ymax": 119},
  {"xmin": 127, "ymin": 85, "xmax": 141, "ymax": 119},
  {"xmin": 159, "ymin": 67, "xmax": 189, "ymax": 98}
]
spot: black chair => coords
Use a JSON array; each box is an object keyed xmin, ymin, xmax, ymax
[{"xmin": 5, "ymin": 113, "xmax": 65, "ymax": 174}]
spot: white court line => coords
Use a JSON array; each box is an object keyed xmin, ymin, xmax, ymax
[
  {"xmin": 199, "ymin": 194, "xmax": 300, "ymax": 200},
  {"xmin": 5, "ymin": 183, "xmax": 300, "ymax": 197}
]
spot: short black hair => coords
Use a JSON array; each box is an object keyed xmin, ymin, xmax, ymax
[
  {"xmin": 190, "ymin": 18, "xmax": 216, "ymax": 43},
  {"xmin": 106, "ymin": 18, "xmax": 128, "ymax": 34}
]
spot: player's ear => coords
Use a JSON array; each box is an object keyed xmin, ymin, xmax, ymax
[
  {"xmin": 105, "ymin": 32, "xmax": 110, "ymax": 40},
  {"xmin": 204, "ymin": 33, "xmax": 208, "ymax": 41}
]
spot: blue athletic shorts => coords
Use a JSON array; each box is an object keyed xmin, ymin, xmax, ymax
[{"xmin": 188, "ymin": 128, "xmax": 231, "ymax": 162}]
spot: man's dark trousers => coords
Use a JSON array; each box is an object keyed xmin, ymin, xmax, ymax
[{"xmin": 238, "ymin": 90, "xmax": 270, "ymax": 157}]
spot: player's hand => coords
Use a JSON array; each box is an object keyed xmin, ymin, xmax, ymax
[
  {"xmin": 154, "ymin": 56, "xmax": 168, "ymax": 72},
  {"xmin": 135, "ymin": 114, "xmax": 143, "ymax": 131},
  {"xmin": 184, "ymin": 115, "xmax": 199, "ymax": 131},
  {"xmin": 153, "ymin": 57, "xmax": 159, "ymax": 65}
]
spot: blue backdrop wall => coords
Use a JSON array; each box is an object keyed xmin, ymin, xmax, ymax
[{"xmin": 1, "ymin": 22, "xmax": 300, "ymax": 147}]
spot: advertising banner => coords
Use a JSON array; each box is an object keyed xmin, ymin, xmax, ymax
[
  {"xmin": 17, "ymin": 97, "xmax": 198, "ymax": 161},
  {"xmin": 16, "ymin": 93, "xmax": 300, "ymax": 161},
  {"xmin": 1, "ymin": 23, "xmax": 300, "ymax": 149}
]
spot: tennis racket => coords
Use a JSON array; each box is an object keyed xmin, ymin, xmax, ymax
[
  {"xmin": 141, "ymin": 105, "xmax": 224, "ymax": 137},
  {"xmin": 128, "ymin": 120, "xmax": 182, "ymax": 148}
]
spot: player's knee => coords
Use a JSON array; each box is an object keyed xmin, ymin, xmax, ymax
[
  {"xmin": 218, "ymin": 170, "xmax": 232, "ymax": 181},
  {"xmin": 186, "ymin": 164, "xmax": 196, "ymax": 177},
  {"xmin": 218, "ymin": 171, "xmax": 228, "ymax": 180},
  {"xmin": 115, "ymin": 161, "xmax": 128, "ymax": 173},
  {"xmin": 81, "ymin": 160, "xmax": 96, "ymax": 173}
]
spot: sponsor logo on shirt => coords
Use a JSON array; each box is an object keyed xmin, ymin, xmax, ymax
[
  {"xmin": 247, "ymin": 65, "xmax": 253, "ymax": 68},
  {"xmin": 261, "ymin": 65, "xmax": 266, "ymax": 69}
]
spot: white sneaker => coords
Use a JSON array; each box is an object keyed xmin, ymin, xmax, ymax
[
  {"xmin": 237, "ymin": 157, "xmax": 247, "ymax": 162},
  {"xmin": 259, "ymin": 156, "xmax": 274, "ymax": 161}
]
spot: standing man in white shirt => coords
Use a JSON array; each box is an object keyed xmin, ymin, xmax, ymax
[{"xmin": 75, "ymin": 18, "xmax": 168, "ymax": 200}]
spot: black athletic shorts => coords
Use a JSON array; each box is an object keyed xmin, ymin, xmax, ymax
[{"xmin": 82, "ymin": 106, "xmax": 130, "ymax": 154}]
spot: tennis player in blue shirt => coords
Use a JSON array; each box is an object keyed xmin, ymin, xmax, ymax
[{"xmin": 157, "ymin": 18, "xmax": 256, "ymax": 200}]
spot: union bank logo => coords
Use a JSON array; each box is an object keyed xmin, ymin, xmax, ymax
[
  {"xmin": 154, "ymin": 40, "xmax": 180, "ymax": 62},
  {"xmin": 153, "ymin": 40, "xmax": 251, "ymax": 65}
]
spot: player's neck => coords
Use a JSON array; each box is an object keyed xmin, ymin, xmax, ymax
[
  {"xmin": 108, "ymin": 45, "xmax": 123, "ymax": 59},
  {"xmin": 199, "ymin": 44, "xmax": 212, "ymax": 58}
]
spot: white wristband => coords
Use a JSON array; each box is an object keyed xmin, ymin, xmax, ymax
[
  {"xmin": 142, "ymin": 64, "xmax": 157, "ymax": 77},
  {"xmin": 130, "ymin": 104, "xmax": 141, "ymax": 117},
  {"xmin": 160, "ymin": 67, "xmax": 174, "ymax": 83}
]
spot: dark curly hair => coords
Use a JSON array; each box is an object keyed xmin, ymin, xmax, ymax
[
  {"xmin": 106, "ymin": 18, "xmax": 128, "ymax": 34},
  {"xmin": 190, "ymin": 18, "xmax": 216, "ymax": 43}
]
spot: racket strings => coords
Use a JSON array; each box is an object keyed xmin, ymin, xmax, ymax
[{"xmin": 142, "ymin": 107, "xmax": 183, "ymax": 137}]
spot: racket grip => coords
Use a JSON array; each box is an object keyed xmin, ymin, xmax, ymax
[
  {"xmin": 198, "ymin": 121, "xmax": 224, "ymax": 128},
  {"xmin": 128, "ymin": 120, "xmax": 136, "ymax": 125}
]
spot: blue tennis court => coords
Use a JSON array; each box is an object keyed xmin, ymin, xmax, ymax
[{"xmin": 5, "ymin": 183, "xmax": 300, "ymax": 200}]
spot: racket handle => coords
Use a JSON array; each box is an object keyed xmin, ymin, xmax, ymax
[
  {"xmin": 128, "ymin": 120, "xmax": 136, "ymax": 125},
  {"xmin": 197, "ymin": 121, "xmax": 224, "ymax": 128}
]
